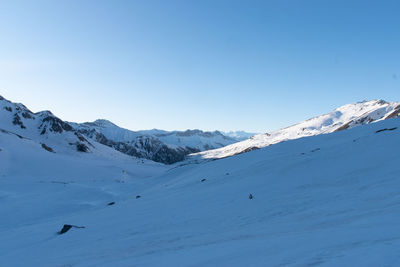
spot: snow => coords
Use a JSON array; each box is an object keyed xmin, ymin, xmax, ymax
[
  {"xmin": 191, "ymin": 99, "xmax": 400, "ymax": 160},
  {"xmin": 222, "ymin": 130, "xmax": 257, "ymax": 140},
  {"xmin": 1, "ymin": 109, "xmax": 400, "ymax": 266},
  {"xmin": 0, "ymin": 96, "xmax": 246, "ymax": 164},
  {"xmin": 73, "ymin": 120, "xmax": 242, "ymax": 151}
]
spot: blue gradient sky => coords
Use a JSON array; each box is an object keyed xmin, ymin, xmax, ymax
[{"xmin": 1, "ymin": 0, "xmax": 399, "ymax": 132}]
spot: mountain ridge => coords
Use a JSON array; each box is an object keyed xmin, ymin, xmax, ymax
[
  {"xmin": 0, "ymin": 95, "xmax": 247, "ymax": 164},
  {"xmin": 189, "ymin": 99, "xmax": 400, "ymax": 160},
  {"xmin": 2, "ymin": 95, "xmax": 399, "ymax": 164}
]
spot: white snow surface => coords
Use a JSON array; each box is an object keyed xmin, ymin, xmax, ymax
[
  {"xmin": 72, "ymin": 119, "xmax": 240, "ymax": 151},
  {"xmin": 190, "ymin": 99, "xmax": 400, "ymax": 160},
  {"xmin": 222, "ymin": 130, "xmax": 257, "ymax": 140},
  {"xmin": 0, "ymin": 97, "xmax": 140, "ymax": 157},
  {"xmin": 1, "ymin": 107, "xmax": 400, "ymax": 266},
  {"xmin": 0, "ymin": 96, "xmax": 250, "ymax": 164}
]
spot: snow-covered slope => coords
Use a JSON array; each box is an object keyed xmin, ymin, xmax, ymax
[
  {"xmin": 2, "ymin": 112, "xmax": 400, "ymax": 266},
  {"xmin": 0, "ymin": 95, "xmax": 98, "ymax": 155},
  {"xmin": 75, "ymin": 119, "xmax": 238, "ymax": 148},
  {"xmin": 222, "ymin": 130, "xmax": 257, "ymax": 140},
  {"xmin": 70, "ymin": 120, "xmax": 239, "ymax": 164},
  {"xmin": 72, "ymin": 120, "xmax": 240, "ymax": 164},
  {"xmin": 0, "ymin": 96, "xmax": 245, "ymax": 164},
  {"xmin": 191, "ymin": 99, "xmax": 400, "ymax": 160}
]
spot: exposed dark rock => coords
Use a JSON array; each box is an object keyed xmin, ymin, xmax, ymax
[
  {"xmin": 40, "ymin": 116, "xmax": 73, "ymax": 134},
  {"xmin": 0, "ymin": 128, "xmax": 26, "ymax": 139},
  {"xmin": 334, "ymin": 121, "xmax": 352, "ymax": 132},
  {"xmin": 385, "ymin": 105, "xmax": 400, "ymax": 119},
  {"xmin": 74, "ymin": 132, "xmax": 87, "ymax": 142},
  {"xmin": 21, "ymin": 111, "xmax": 34, "ymax": 119},
  {"xmin": 41, "ymin": 143, "xmax": 55, "ymax": 153},
  {"xmin": 58, "ymin": 224, "xmax": 85, "ymax": 235},
  {"xmin": 376, "ymin": 127, "xmax": 397, "ymax": 133},
  {"xmin": 4, "ymin": 106, "xmax": 12, "ymax": 112},
  {"xmin": 74, "ymin": 132, "xmax": 94, "ymax": 148},
  {"xmin": 15, "ymin": 103, "xmax": 33, "ymax": 113},
  {"xmin": 335, "ymin": 110, "xmax": 399, "ymax": 133},
  {"xmin": 59, "ymin": 224, "xmax": 72, "ymax": 234},
  {"xmin": 77, "ymin": 129, "xmax": 199, "ymax": 164},
  {"xmin": 76, "ymin": 143, "xmax": 89, "ymax": 152},
  {"xmin": 151, "ymin": 145, "xmax": 197, "ymax": 164},
  {"xmin": 12, "ymin": 114, "xmax": 26, "ymax": 129},
  {"xmin": 241, "ymin": 146, "xmax": 259, "ymax": 154}
]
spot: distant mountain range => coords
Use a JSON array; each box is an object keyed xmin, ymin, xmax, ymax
[
  {"xmin": 0, "ymin": 95, "xmax": 251, "ymax": 164},
  {"xmin": 70, "ymin": 120, "xmax": 246, "ymax": 164},
  {"xmin": 2, "ymin": 95, "xmax": 399, "ymax": 165}
]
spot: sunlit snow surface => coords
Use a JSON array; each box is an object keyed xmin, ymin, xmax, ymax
[
  {"xmin": 72, "ymin": 119, "xmax": 240, "ymax": 151},
  {"xmin": 191, "ymin": 100, "xmax": 400, "ymax": 160},
  {"xmin": 1, "ymin": 115, "xmax": 400, "ymax": 266}
]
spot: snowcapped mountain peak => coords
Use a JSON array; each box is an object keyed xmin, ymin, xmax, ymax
[
  {"xmin": 0, "ymin": 94, "xmax": 246, "ymax": 164},
  {"xmin": 91, "ymin": 119, "xmax": 118, "ymax": 127},
  {"xmin": 0, "ymin": 96, "xmax": 94, "ymax": 155},
  {"xmin": 35, "ymin": 110, "xmax": 54, "ymax": 116},
  {"xmin": 223, "ymin": 130, "xmax": 257, "ymax": 140},
  {"xmin": 190, "ymin": 99, "xmax": 400, "ymax": 160},
  {"xmin": 73, "ymin": 122, "xmax": 242, "ymax": 163}
]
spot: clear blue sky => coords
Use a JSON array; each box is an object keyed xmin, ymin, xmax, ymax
[{"xmin": 1, "ymin": 0, "xmax": 399, "ymax": 132}]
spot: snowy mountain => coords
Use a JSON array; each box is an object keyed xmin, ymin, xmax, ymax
[
  {"xmin": 190, "ymin": 99, "xmax": 400, "ymax": 160},
  {"xmin": 0, "ymin": 96, "xmax": 243, "ymax": 164},
  {"xmin": 0, "ymin": 95, "xmax": 96, "ymax": 155},
  {"xmin": 2, "ymin": 107, "xmax": 400, "ymax": 266},
  {"xmin": 222, "ymin": 130, "xmax": 257, "ymax": 140},
  {"xmin": 71, "ymin": 120, "xmax": 239, "ymax": 164}
]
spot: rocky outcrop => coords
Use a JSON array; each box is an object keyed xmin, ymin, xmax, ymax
[
  {"xmin": 0, "ymin": 97, "xmax": 93, "ymax": 155},
  {"xmin": 72, "ymin": 120, "xmax": 241, "ymax": 164},
  {"xmin": 39, "ymin": 115, "xmax": 74, "ymax": 134},
  {"xmin": 77, "ymin": 128, "xmax": 199, "ymax": 164},
  {"xmin": 76, "ymin": 143, "xmax": 90, "ymax": 152},
  {"xmin": 41, "ymin": 143, "xmax": 55, "ymax": 153},
  {"xmin": 385, "ymin": 105, "xmax": 400, "ymax": 119},
  {"xmin": 12, "ymin": 114, "xmax": 26, "ymax": 129}
]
